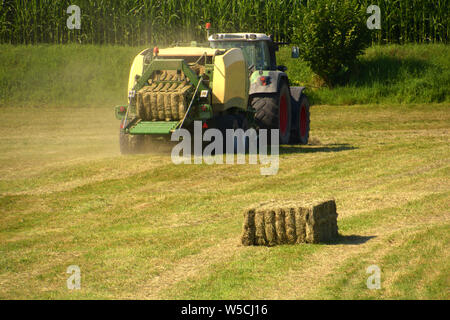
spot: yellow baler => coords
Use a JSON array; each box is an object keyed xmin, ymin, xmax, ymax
[{"xmin": 115, "ymin": 45, "xmax": 250, "ymax": 153}]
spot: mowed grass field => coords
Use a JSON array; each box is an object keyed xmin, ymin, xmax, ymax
[{"xmin": 0, "ymin": 102, "xmax": 448, "ymax": 299}]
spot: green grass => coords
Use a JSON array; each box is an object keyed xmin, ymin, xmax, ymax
[
  {"xmin": 317, "ymin": 222, "xmax": 449, "ymax": 300},
  {"xmin": 1, "ymin": 43, "xmax": 448, "ymax": 108},
  {"xmin": 0, "ymin": 43, "xmax": 448, "ymax": 299},
  {"xmin": 0, "ymin": 102, "xmax": 448, "ymax": 299},
  {"xmin": 278, "ymin": 44, "xmax": 450, "ymax": 105},
  {"xmin": 0, "ymin": 44, "xmax": 146, "ymax": 107}
]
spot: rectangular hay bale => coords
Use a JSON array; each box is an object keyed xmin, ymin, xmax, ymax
[{"xmin": 241, "ymin": 200, "xmax": 338, "ymax": 246}]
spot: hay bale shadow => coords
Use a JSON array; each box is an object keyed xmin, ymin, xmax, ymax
[{"xmin": 326, "ymin": 234, "xmax": 376, "ymax": 245}]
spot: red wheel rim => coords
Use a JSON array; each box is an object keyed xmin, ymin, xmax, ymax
[
  {"xmin": 300, "ymin": 105, "xmax": 307, "ymax": 138},
  {"xmin": 279, "ymin": 94, "xmax": 288, "ymax": 135}
]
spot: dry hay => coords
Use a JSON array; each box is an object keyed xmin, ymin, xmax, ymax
[
  {"xmin": 135, "ymin": 70, "xmax": 192, "ymax": 121},
  {"xmin": 241, "ymin": 200, "xmax": 338, "ymax": 246},
  {"xmin": 155, "ymin": 82, "xmax": 165, "ymax": 120}
]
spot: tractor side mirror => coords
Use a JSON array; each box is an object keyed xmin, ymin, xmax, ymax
[{"xmin": 291, "ymin": 46, "xmax": 299, "ymax": 58}]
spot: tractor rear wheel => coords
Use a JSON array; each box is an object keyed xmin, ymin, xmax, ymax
[
  {"xmin": 251, "ymin": 81, "xmax": 292, "ymax": 144},
  {"xmin": 291, "ymin": 95, "xmax": 310, "ymax": 145}
]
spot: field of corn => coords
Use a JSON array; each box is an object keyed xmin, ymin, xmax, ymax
[{"xmin": 1, "ymin": 0, "xmax": 448, "ymax": 45}]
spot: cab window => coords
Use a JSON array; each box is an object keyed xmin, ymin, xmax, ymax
[{"xmin": 210, "ymin": 40, "xmax": 272, "ymax": 70}]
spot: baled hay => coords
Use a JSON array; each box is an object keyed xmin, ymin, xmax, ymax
[
  {"xmin": 241, "ymin": 209, "xmax": 255, "ymax": 246},
  {"xmin": 254, "ymin": 209, "xmax": 267, "ymax": 246},
  {"xmin": 274, "ymin": 209, "xmax": 287, "ymax": 245},
  {"xmin": 136, "ymin": 79, "xmax": 192, "ymax": 121},
  {"xmin": 241, "ymin": 200, "xmax": 338, "ymax": 246},
  {"xmin": 285, "ymin": 208, "xmax": 297, "ymax": 244},
  {"xmin": 263, "ymin": 210, "xmax": 277, "ymax": 246}
]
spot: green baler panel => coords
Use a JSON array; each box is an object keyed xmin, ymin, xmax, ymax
[{"xmin": 129, "ymin": 121, "xmax": 178, "ymax": 135}]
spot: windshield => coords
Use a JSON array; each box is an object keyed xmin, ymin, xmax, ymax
[{"xmin": 210, "ymin": 41, "xmax": 271, "ymax": 70}]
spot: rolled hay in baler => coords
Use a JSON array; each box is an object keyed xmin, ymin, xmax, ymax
[
  {"xmin": 135, "ymin": 77, "xmax": 192, "ymax": 122},
  {"xmin": 241, "ymin": 200, "xmax": 338, "ymax": 246},
  {"xmin": 177, "ymin": 84, "xmax": 191, "ymax": 119},
  {"xmin": 156, "ymin": 83, "xmax": 165, "ymax": 120}
]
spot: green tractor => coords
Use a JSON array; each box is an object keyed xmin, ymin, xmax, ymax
[{"xmin": 115, "ymin": 32, "xmax": 310, "ymax": 154}]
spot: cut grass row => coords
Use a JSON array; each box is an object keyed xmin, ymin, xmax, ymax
[
  {"xmin": 161, "ymin": 193, "xmax": 449, "ymax": 300},
  {"xmin": 0, "ymin": 103, "xmax": 448, "ymax": 299}
]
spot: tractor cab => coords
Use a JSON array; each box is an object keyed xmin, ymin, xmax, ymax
[
  {"xmin": 207, "ymin": 32, "xmax": 310, "ymax": 146},
  {"xmin": 208, "ymin": 33, "xmax": 278, "ymax": 71}
]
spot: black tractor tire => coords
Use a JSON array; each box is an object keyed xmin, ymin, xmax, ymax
[
  {"xmin": 290, "ymin": 95, "xmax": 310, "ymax": 145},
  {"xmin": 250, "ymin": 81, "xmax": 292, "ymax": 144},
  {"xmin": 213, "ymin": 114, "xmax": 251, "ymax": 154},
  {"xmin": 231, "ymin": 114, "xmax": 251, "ymax": 154}
]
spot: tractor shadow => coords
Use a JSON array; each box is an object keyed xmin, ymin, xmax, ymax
[{"xmin": 279, "ymin": 143, "xmax": 357, "ymax": 155}]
